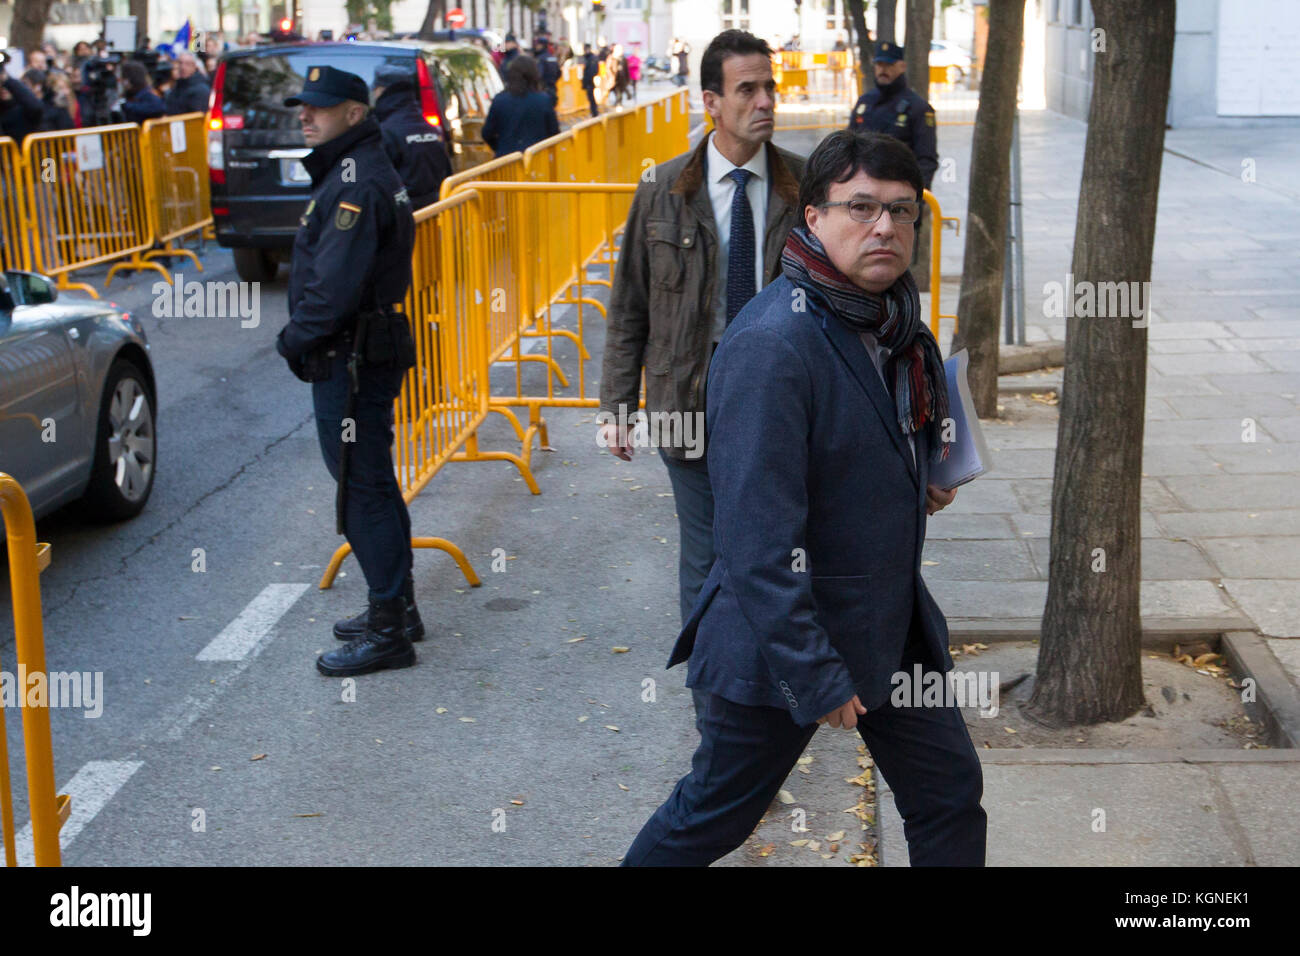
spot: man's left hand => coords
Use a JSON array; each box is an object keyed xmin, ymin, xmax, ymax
[{"xmin": 926, "ymin": 484, "xmax": 956, "ymax": 515}]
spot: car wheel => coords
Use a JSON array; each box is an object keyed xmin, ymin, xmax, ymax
[
  {"xmin": 233, "ymin": 247, "xmax": 278, "ymax": 282},
  {"xmin": 83, "ymin": 358, "xmax": 156, "ymax": 521}
]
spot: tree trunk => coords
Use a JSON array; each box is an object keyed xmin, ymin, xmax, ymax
[
  {"xmin": 876, "ymin": 0, "xmax": 897, "ymax": 46},
  {"xmin": 949, "ymin": 0, "xmax": 1023, "ymax": 418},
  {"xmin": 9, "ymin": 0, "xmax": 56, "ymax": 53},
  {"xmin": 420, "ymin": 0, "xmax": 445, "ymax": 37},
  {"xmin": 845, "ymin": 0, "xmax": 872, "ymax": 96},
  {"xmin": 904, "ymin": 0, "xmax": 934, "ymax": 292},
  {"xmin": 1025, "ymin": 0, "xmax": 1175, "ymax": 727},
  {"xmin": 129, "ymin": 0, "xmax": 149, "ymax": 46}
]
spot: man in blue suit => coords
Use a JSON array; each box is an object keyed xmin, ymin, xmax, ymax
[{"xmin": 623, "ymin": 131, "xmax": 986, "ymax": 866}]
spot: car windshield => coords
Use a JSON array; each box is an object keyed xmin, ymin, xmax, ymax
[
  {"xmin": 430, "ymin": 47, "xmax": 501, "ymax": 121},
  {"xmin": 221, "ymin": 50, "xmax": 415, "ymax": 132}
]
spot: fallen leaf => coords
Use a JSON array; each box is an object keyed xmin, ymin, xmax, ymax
[
  {"xmin": 435, "ymin": 707, "xmax": 448, "ymax": 714},
  {"xmin": 758, "ymin": 843, "xmax": 776, "ymax": 857},
  {"xmin": 605, "ymin": 725, "xmax": 620, "ymax": 732},
  {"xmin": 827, "ymin": 830, "xmax": 846, "ymax": 842},
  {"xmin": 511, "ymin": 799, "xmax": 525, "ymax": 806},
  {"xmin": 459, "ymin": 717, "xmax": 476, "ymax": 723},
  {"xmin": 1004, "ymin": 726, "xmax": 1017, "ymax": 734},
  {"xmin": 251, "ymin": 753, "xmax": 267, "ymax": 761},
  {"xmin": 611, "ymin": 646, "xmax": 630, "ymax": 653},
  {"xmin": 777, "ymin": 789, "xmax": 796, "ymax": 804},
  {"xmin": 618, "ymin": 783, "xmax": 630, "ymax": 791},
  {"xmin": 566, "ymin": 636, "xmax": 586, "ymax": 643},
  {"xmin": 293, "ymin": 813, "xmax": 324, "ymax": 818}
]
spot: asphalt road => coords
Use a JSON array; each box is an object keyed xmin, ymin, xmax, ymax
[{"xmin": 0, "ymin": 119, "xmax": 850, "ymax": 866}]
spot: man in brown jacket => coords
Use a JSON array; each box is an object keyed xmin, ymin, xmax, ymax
[{"xmin": 598, "ymin": 29, "xmax": 806, "ymax": 624}]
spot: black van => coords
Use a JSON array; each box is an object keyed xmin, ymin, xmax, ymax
[{"xmin": 209, "ymin": 40, "xmax": 503, "ymax": 281}]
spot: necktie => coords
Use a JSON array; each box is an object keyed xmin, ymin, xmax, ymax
[{"xmin": 726, "ymin": 168, "xmax": 756, "ymax": 325}]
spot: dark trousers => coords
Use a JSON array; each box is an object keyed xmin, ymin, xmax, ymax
[
  {"xmin": 623, "ymin": 627, "xmax": 987, "ymax": 866},
  {"xmin": 311, "ymin": 352, "xmax": 412, "ymax": 603},
  {"xmin": 586, "ymin": 88, "xmax": 598, "ymax": 116},
  {"xmin": 658, "ymin": 447, "xmax": 716, "ymax": 625}
]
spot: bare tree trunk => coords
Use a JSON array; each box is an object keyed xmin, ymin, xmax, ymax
[
  {"xmin": 949, "ymin": 0, "xmax": 1023, "ymax": 417},
  {"xmin": 845, "ymin": 0, "xmax": 872, "ymax": 96},
  {"xmin": 420, "ymin": 0, "xmax": 445, "ymax": 37},
  {"xmin": 129, "ymin": 0, "xmax": 149, "ymax": 45},
  {"xmin": 876, "ymin": 0, "xmax": 897, "ymax": 46},
  {"xmin": 10, "ymin": 0, "xmax": 56, "ymax": 53},
  {"xmin": 1026, "ymin": 0, "xmax": 1175, "ymax": 726},
  {"xmin": 905, "ymin": 0, "xmax": 934, "ymax": 292}
]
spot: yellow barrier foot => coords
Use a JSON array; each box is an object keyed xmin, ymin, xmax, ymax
[
  {"xmin": 105, "ymin": 256, "xmax": 172, "ymax": 288},
  {"xmin": 319, "ymin": 542, "xmax": 353, "ymax": 590},
  {"xmin": 412, "ymin": 537, "xmax": 481, "ymax": 587},
  {"xmin": 55, "ymin": 793, "xmax": 71, "ymax": 830},
  {"xmin": 146, "ymin": 247, "xmax": 202, "ymax": 271},
  {"xmin": 55, "ymin": 276, "xmax": 98, "ymax": 299}
]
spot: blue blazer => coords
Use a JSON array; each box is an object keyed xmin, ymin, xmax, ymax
[
  {"xmin": 481, "ymin": 90, "xmax": 559, "ymax": 157},
  {"xmin": 666, "ymin": 275, "xmax": 953, "ymax": 725}
]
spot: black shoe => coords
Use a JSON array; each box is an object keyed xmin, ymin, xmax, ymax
[
  {"xmin": 333, "ymin": 601, "xmax": 425, "ymax": 642},
  {"xmin": 317, "ymin": 597, "xmax": 416, "ymax": 676}
]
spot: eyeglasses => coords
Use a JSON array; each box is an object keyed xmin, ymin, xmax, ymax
[{"xmin": 819, "ymin": 199, "xmax": 921, "ymax": 224}]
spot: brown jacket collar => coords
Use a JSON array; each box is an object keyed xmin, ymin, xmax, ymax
[{"xmin": 670, "ymin": 135, "xmax": 799, "ymax": 207}]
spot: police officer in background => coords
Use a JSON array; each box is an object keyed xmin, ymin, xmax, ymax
[
  {"xmin": 848, "ymin": 41, "xmax": 937, "ymax": 191},
  {"xmin": 274, "ymin": 66, "xmax": 423, "ymax": 677},
  {"xmin": 533, "ymin": 30, "xmax": 561, "ymax": 108},
  {"xmin": 372, "ymin": 64, "xmax": 453, "ymax": 209}
]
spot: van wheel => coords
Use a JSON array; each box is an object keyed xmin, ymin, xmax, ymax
[
  {"xmin": 83, "ymin": 358, "xmax": 156, "ymax": 521},
  {"xmin": 233, "ymin": 247, "xmax": 278, "ymax": 282}
]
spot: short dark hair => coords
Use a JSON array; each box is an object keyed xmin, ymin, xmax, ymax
[
  {"xmin": 798, "ymin": 130, "xmax": 924, "ymax": 221},
  {"xmin": 699, "ymin": 29, "xmax": 773, "ymax": 96},
  {"xmin": 120, "ymin": 59, "xmax": 150, "ymax": 93},
  {"xmin": 505, "ymin": 53, "xmax": 541, "ymax": 95}
]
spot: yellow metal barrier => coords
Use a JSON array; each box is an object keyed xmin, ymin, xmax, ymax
[
  {"xmin": 117, "ymin": 112, "xmax": 213, "ymax": 285},
  {"xmin": 0, "ymin": 473, "xmax": 68, "ymax": 867},
  {"xmin": 1, "ymin": 137, "xmax": 30, "ymax": 272},
  {"xmin": 922, "ymin": 189, "xmax": 959, "ymax": 337},
  {"xmin": 319, "ymin": 192, "xmax": 491, "ymax": 589},
  {"xmin": 21, "ymin": 124, "xmax": 167, "ymax": 296}
]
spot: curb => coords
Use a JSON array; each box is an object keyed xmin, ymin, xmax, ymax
[
  {"xmin": 947, "ymin": 617, "xmax": 1251, "ymax": 651},
  {"xmin": 1221, "ymin": 630, "xmax": 1300, "ymax": 749}
]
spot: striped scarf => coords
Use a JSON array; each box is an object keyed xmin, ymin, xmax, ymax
[{"xmin": 781, "ymin": 225, "xmax": 949, "ymax": 458}]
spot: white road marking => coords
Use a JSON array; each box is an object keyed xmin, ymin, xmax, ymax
[
  {"xmin": 13, "ymin": 759, "xmax": 143, "ymax": 866},
  {"xmin": 196, "ymin": 583, "xmax": 310, "ymax": 661}
]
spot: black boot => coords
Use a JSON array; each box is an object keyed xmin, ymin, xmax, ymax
[
  {"xmin": 333, "ymin": 576, "xmax": 425, "ymax": 642},
  {"xmin": 316, "ymin": 596, "xmax": 416, "ymax": 676}
]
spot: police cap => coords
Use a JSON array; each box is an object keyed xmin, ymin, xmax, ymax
[
  {"xmin": 284, "ymin": 65, "xmax": 371, "ymax": 107},
  {"xmin": 874, "ymin": 41, "xmax": 904, "ymax": 63}
]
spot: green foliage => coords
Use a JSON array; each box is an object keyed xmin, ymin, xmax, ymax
[{"xmin": 346, "ymin": 0, "xmax": 395, "ymax": 31}]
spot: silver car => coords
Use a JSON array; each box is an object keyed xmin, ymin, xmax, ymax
[{"xmin": 0, "ymin": 270, "xmax": 156, "ymax": 521}]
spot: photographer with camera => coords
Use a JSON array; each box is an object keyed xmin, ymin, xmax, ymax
[
  {"xmin": 119, "ymin": 59, "xmax": 164, "ymax": 123},
  {"xmin": 0, "ymin": 52, "xmax": 46, "ymax": 142}
]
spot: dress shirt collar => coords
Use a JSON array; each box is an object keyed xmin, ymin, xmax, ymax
[{"xmin": 707, "ymin": 130, "xmax": 767, "ymax": 185}]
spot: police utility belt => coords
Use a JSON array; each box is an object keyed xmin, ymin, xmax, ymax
[{"xmin": 294, "ymin": 306, "xmax": 417, "ymax": 383}]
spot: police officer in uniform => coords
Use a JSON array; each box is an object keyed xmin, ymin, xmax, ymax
[
  {"xmin": 274, "ymin": 66, "xmax": 423, "ymax": 677},
  {"xmin": 848, "ymin": 41, "xmax": 937, "ymax": 190},
  {"xmin": 533, "ymin": 31, "xmax": 561, "ymax": 108},
  {"xmin": 372, "ymin": 64, "xmax": 453, "ymax": 209}
]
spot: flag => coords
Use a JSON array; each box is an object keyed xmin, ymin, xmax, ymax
[{"xmin": 171, "ymin": 20, "xmax": 192, "ymax": 56}]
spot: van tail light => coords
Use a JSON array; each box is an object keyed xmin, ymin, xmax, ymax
[
  {"xmin": 415, "ymin": 58, "xmax": 447, "ymax": 140},
  {"xmin": 208, "ymin": 60, "xmax": 227, "ymax": 185}
]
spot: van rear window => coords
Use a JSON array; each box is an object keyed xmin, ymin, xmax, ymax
[{"xmin": 222, "ymin": 51, "xmax": 415, "ymax": 114}]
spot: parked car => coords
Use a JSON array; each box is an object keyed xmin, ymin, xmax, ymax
[
  {"xmin": 930, "ymin": 40, "xmax": 972, "ymax": 81},
  {"xmin": 208, "ymin": 39, "xmax": 503, "ymax": 282},
  {"xmin": 0, "ymin": 270, "xmax": 156, "ymax": 522}
]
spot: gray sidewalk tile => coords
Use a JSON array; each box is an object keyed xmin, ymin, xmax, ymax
[
  {"xmin": 1208, "ymin": 372, "xmax": 1300, "ymax": 394},
  {"xmin": 1145, "ymin": 375, "xmax": 1226, "ymax": 398},
  {"xmin": 1150, "ymin": 353, "xmax": 1270, "ymax": 376},
  {"xmin": 1141, "ymin": 445, "xmax": 1231, "ymax": 474},
  {"xmin": 941, "ymin": 480, "xmax": 1023, "ymax": 513},
  {"xmin": 929, "ymin": 580, "xmax": 1047, "ymax": 620},
  {"xmin": 1010, "ymin": 511, "xmax": 1162, "ymax": 539},
  {"xmin": 1148, "ymin": 339, "xmax": 1224, "ymax": 355},
  {"xmin": 1259, "ymin": 417, "xmax": 1300, "ymax": 441},
  {"xmin": 982, "ymin": 428, "xmax": 1062, "ymax": 450},
  {"xmin": 1167, "ymin": 393, "xmax": 1299, "ymax": 418},
  {"xmin": 1146, "ymin": 320, "xmax": 1233, "ymax": 339},
  {"xmin": 924, "ymin": 513, "xmax": 1017, "ymax": 540},
  {"xmin": 1026, "ymin": 538, "xmax": 1218, "ymax": 581},
  {"xmin": 1260, "ymin": 351, "xmax": 1300, "ymax": 372},
  {"xmin": 920, "ymin": 540, "xmax": 1039, "ymax": 581},
  {"xmin": 1010, "ymin": 478, "xmax": 1183, "ymax": 514},
  {"xmin": 1140, "ymin": 580, "xmax": 1240, "ymax": 619},
  {"xmin": 1218, "ymin": 337, "xmax": 1300, "ymax": 352},
  {"xmin": 1200, "ymin": 538, "xmax": 1300, "ymax": 579},
  {"xmin": 1144, "ymin": 419, "xmax": 1273, "ymax": 445},
  {"xmin": 1225, "ymin": 582, "xmax": 1300, "ymax": 639},
  {"xmin": 1155, "ymin": 510, "xmax": 1300, "ymax": 538},
  {"xmin": 1266, "ymin": 637, "xmax": 1300, "ymax": 682},
  {"xmin": 1213, "ymin": 765, "xmax": 1300, "ymax": 866},
  {"xmin": 1214, "ymin": 442, "xmax": 1300, "ymax": 473},
  {"xmin": 1223, "ymin": 320, "xmax": 1300, "ymax": 337},
  {"xmin": 984, "ymin": 448, "xmax": 1057, "ymax": 479},
  {"xmin": 1162, "ymin": 473, "xmax": 1296, "ymax": 510}
]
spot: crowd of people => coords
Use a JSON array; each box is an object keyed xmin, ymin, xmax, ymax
[{"xmin": 0, "ymin": 33, "xmax": 226, "ymax": 141}]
